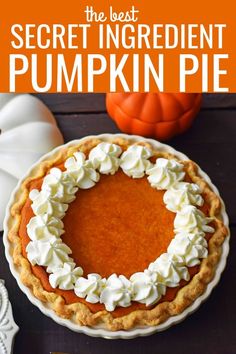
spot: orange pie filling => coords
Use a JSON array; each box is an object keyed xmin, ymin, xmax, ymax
[{"xmin": 19, "ymin": 165, "xmax": 211, "ymax": 318}]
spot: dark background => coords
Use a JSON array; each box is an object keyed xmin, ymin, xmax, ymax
[{"xmin": 0, "ymin": 93, "xmax": 235, "ymax": 354}]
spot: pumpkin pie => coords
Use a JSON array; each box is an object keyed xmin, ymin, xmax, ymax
[{"xmin": 6, "ymin": 136, "xmax": 228, "ymax": 330}]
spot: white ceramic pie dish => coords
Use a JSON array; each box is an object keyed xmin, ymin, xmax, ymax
[{"xmin": 3, "ymin": 133, "xmax": 230, "ymax": 339}]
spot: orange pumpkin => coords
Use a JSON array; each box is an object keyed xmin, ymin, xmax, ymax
[{"xmin": 106, "ymin": 93, "xmax": 202, "ymax": 140}]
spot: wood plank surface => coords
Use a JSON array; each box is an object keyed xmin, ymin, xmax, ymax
[
  {"xmin": 0, "ymin": 93, "xmax": 235, "ymax": 354},
  {"xmin": 34, "ymin": 93, "xmax": 107, "ymax": 113},
  {"xmin": 202, "ymin": 93, "xmax": 236, "ymax": 109},
  {"xmin": 34, "ymin": 93, "xmax": 236, "ymax": 113}
]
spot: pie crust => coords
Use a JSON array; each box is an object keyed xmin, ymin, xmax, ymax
[{"xmin": 6, "ymin": 136, "xmax": 228, "ymax": 331}]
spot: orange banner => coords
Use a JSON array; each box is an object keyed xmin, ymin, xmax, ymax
[{"xmin": 0, "ymin": 0, "xmax": 235, "ymax": 92}]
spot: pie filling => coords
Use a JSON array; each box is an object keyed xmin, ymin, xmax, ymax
[
  {"xmin": 63, "ymin": 171, "xmax": 175, "ymax": 278},
  {"xmin": 19, "ymin": 142, "xmax": 214, "ymax": 315}
]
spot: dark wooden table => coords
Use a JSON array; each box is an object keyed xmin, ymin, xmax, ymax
[{"xmin": 0, "ymin": 93, "xmax": 235, "ymax": 354}]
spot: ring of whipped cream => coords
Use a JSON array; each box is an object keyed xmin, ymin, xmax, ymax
[{"xmin": 26, "ymin": 142, "xmax": 214, "ymax": 311}]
